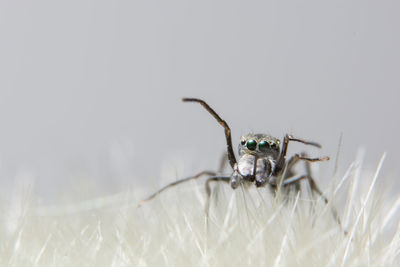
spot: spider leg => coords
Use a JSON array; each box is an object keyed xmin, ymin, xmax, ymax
[
  {"xmin": 283, "ymin": 174, "xmax": 326, "ymax": 199},
  {"xmin": 283, "ymin": 153, "xmax": 329, "ymax": 202},
  {"xmin": 283, "ymin": 158, "xmax": 343, "ymax": 228},
  {"xmin": 284, "ymin": 153, "xmax": 330, "ymax": 178},
  {"xmin": 204, "ymin": 176, "xmax": 230, "ymax": 227},
  {"xmin": 277, "ymin": 152, "xmax": 329, "ymax": 196},
  {"xmin": 182, "ymin": 98, "xmax": 237, "ymax": 168},
  {"xmin": 139, "ymin": 170, "xmax": 217, "ymax": 206},
  {"xmin": 275, "ymin": 134, "xmax": 326, "ymax": 174}
]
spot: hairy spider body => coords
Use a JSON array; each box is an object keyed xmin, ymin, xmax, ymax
[{"xmin": 232, "ymin": 134, "xmax": 280, "ymax": 189}]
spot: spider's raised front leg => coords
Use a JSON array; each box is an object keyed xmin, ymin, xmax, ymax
[{"xmin": 182, "ymin": 98, "xmax": 237, "ymax": 168}]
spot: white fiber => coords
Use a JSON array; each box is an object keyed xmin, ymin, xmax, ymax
[{"xmin": 0, "ymin": 154, "xmax": 398, "ymax": 267}]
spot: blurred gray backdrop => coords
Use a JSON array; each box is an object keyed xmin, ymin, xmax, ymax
[{"xmin": 0, "ymin": 0, "xmax": 398, "ymax": 202}]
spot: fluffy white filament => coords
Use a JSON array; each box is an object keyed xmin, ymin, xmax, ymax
[{"xmin": 0, "ymin": 153, "xmax": 398, "ymax": 267}]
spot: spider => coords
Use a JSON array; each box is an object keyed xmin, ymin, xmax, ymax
[{"xmin": 140, "ymin": 98, "xmax": 331, "ymax": 210}]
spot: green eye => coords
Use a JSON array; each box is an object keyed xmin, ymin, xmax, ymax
[
  {"xmin": 246, "ymin": 139, "xmax": 257, "ymax": 150},
  {"xmin": 258, "ymin": 140, "xmax": 269, "ymax": 152}
]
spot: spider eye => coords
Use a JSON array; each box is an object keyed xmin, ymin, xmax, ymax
[
  {"xmin": 246, "ymin": 139, "xmax": 257, "ymax": 151},
  {"xmin": 258, "ymin": 140, "xmax": 269, "ymax": 152},
  {"xmin": 271, "ymin": 142, "xmax": 278, "ymax": 150},
  {"xmin": 241, "ymin": 139, "xmax": 246, "ymax": 145}
]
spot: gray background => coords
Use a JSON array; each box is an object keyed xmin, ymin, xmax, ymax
[{"xmin": 0, "ymin": 0, "xmax": 398, "ymax": 202}]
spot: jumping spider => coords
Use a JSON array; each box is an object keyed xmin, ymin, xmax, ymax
[{"xmin": 141, "ymin": 98, "xmax": 331, "ymax": 210}]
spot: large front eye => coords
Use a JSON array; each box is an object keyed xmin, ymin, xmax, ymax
[
  {"xmin": 246, "ymin": 139, "xmax": 257, "ymax": 150},
  {"xmin": 258, "ymin": 140, "xmax": 269, "ymax": 152}
]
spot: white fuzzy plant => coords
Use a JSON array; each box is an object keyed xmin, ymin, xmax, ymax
[{"xmin": 0, "ymin": 153, "xmax": 399, "ymax": 267}]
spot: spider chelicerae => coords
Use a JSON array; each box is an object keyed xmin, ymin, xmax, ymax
[{"xmin": 140, "ymin": 98, "xmax": 334, "ymax": 216}]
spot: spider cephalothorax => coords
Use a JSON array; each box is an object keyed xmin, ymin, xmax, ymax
[{"xmin": 231, "ymin": 134, "xmax": 281, "ymax": 188}]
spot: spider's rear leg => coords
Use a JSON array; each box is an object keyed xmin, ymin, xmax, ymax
[
  {"xmin": 205, "ymin": 152, "xmax": 229, "ymax": 207},
  {"xmin": 283, "ymin": 154, "xmax": 343, "ymax": 228},
  {"xmin": 283, "ymin": 153, "xmax": 329, "ymax": 202},
  {"xmin": 139, "ymin": 170, "xmax": 217, "ymax": 206},
  {"xmin": 204, "ymin": 176, "xmax": 230, "ymax": 227}
]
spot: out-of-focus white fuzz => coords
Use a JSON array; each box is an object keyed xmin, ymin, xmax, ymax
[{"xmin": 0, "ymin": 153, "xmax": 398, "ymax": 267}]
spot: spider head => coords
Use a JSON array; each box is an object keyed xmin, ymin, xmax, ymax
[{"xmin": 238, "ymin": 134, "xmax": 280, "ymax": 159}]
